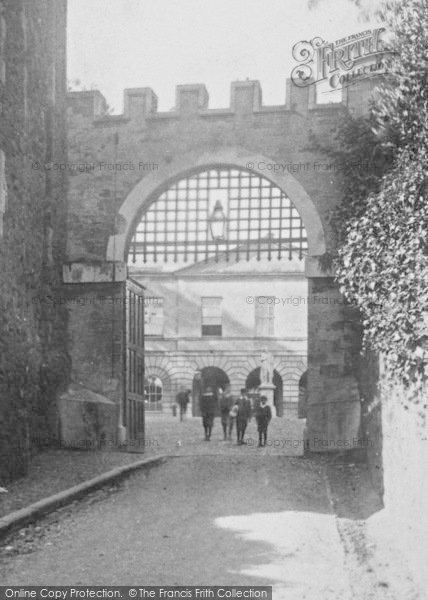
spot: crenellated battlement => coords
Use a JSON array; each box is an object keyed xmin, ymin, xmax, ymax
[{"xmin": 67, "ymin": 75, "xmax": 384, "ymax": 124}]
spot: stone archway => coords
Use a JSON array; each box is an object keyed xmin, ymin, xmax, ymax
[
  {"xmin": 273, "ymin": 360, "xmax": 307, "ymax": 414},
  {"xmin": 106, "ymin": 147, "xmax": 327, "ymax": 264},
  {"xmin": 193, "ymin": 367, "xmax": 230, "ymax": 417},
  {"xmin": 107, "ymin": 150, "xmax": 324, "ymax": 432},
  {"xmin": 103, "ymin": 150, "xmax": 360, "ymax": 451},
  {"xmin": 64, "ymin": 82, "xmax": 365, "ymax": 452},
  {"xmin": 190, "ymin": 360, "xmax": 232, "ymax": 417}
]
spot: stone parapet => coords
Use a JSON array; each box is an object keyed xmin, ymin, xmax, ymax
[{"xmin": 67, "ymin": 76, "xmax": 382, "ymax": 122}]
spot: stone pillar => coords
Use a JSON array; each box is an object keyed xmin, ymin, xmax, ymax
[
  {"xmin": 230, "ymin": 80, "xmax": 262, "ymax": 113},
  {"xmin": 175, "ymin": 84, "xmax": 209, "ymax": 114},
  {"xmin": 62, "ymin": 261, "xmax": 128, "ymax": 447},
  {"xmin": 67, "ymin": 90, "xmax": 108, "ymax": 119},
  {"xmin": 305, "ymin": 257, "xmax": 362, "ymax": 451},
  {"xmin": 124, "ymin": 87, "xmax": 158, "ymax": 120}
]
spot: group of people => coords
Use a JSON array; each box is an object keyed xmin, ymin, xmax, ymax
[
  {"xmin": 175, "ymin": 384, "xmax": 273, "ymax": 447},
  {"xmin": 199, "ymin": 385, "xmax": 272, "ymax": 447}
]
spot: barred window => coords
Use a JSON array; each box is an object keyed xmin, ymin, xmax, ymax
[
  {"xmin": 201, "ymin": 297, "xmax": 222, "ymax": 337},
  {"xmin": 129, "ymin": 167, "xmax": 308, "ymax": 266}
]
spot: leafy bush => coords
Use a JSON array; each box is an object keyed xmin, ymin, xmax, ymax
[{"xmin": 334, "ymin": 0, "xmax": 428, "ymax": 390}]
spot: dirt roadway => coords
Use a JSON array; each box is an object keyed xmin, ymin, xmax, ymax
[
  {"xmin": 0, "ymin": 417, "xmax": 425, "ymax": 599},
  {"xmin": 0, "ymin": 448, "xmax": 425, "ymax": 600}
]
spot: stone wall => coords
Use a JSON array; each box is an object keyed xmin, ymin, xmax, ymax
[
  {"xmin": 0, "ymin": 0, "xmax": 69, "ymax": 481},
  {"xmin": 363, "ymin": 356, "xmax": 428, "ymax": 592},
  {"xmin": 306, "ymin": 276, "xmax": 363, "ymax": 450},
  {"xmin": 359, "ymin": 349, "xmax": 383, "ymax": 495},
  {"xmin": 63, "ymin": 282, "xmax": 125, "ymax": 406},
  {"xmin": 66, "ymin": 81, "xmax": 353, "ymax": 262}
]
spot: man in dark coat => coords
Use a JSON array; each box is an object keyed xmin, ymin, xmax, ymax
[
  {"xmin": 199, "ymin": 386, "xmax": 217, "ymax": 441},
  {"xmin": 236, "ymin": 388, "xmax": 252, "ymax": 445},
  {"xmin": 256, "ymin": 395, "xmax": 272, "ymax": 447},
  {"xmin": 176, "ymin": 388, "xmax": 191, "ymax": 421},
  {"xmin": 219, "ymin": 384, "xmax": 234, "ymax": 441}
]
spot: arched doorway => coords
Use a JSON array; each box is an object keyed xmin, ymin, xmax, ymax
[
  {"xmin": 246, "ymin": 367, "xmax": 283, "ymax": 417},
  {"xmin": 193, "ymin": 367, "xmax": 230, "ymax": 416},
  {"xmin": 120, "ymin": 160, "xmax": 313, "ymax": 437}
]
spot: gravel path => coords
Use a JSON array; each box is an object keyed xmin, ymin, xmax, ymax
[
  {"xmin": 0, "ymin": 415, "xmax": 424, "ymax": 599},
  {"xmin": 142, "ymin": 412, "xmax": 305, "ymax": 458},
  {"xmin": 0, "ymin": 412, "xmax": 303, "ymax": 518},
  {"xmin": 1, "ymin": 455, "xmax": 346, "ymax": 599}
]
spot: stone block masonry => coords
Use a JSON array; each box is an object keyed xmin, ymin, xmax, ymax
[{"xmin": 0, "ymin": 0, "xmax": 69, "ymax": 481}]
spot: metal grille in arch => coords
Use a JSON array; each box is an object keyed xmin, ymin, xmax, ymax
[{"xmin": 129, "ymin": 168, "xmax": 308, "ymax": 264}]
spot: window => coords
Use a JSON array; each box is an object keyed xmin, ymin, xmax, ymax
[
  {"xmin": 255, "ymin": 297, "xmax": 275, "ymax": 337},
  {"xmin": 144, "ymin": 376, "xmax": 163, "ymax": 411},
  {"xmin": 144, "ymin": 297, "xmax": 164, "ymax": 336},
  {"xmin": 201, "ymin": 297, "xmax": 222, "ymax": 336}
]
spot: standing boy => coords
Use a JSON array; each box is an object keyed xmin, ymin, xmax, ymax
[
  {"xmin": 256, "ymin": 395, "xmax": 272, "ymax": 447},
  {"xmin": 219, "ymin": 384, "xmax": 234, "ymax": 441},
  {"xmin": 199, "ymin": 386, "xmax": 217, "ymax": 441},
  {"xmin": 236, "ymin": 388, "xmax": 252, "ymax": 445}
]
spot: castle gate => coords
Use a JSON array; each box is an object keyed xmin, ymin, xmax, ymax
[{"xmin": 63, "ymin": 77, "xmax": 379, "ymax": 449}]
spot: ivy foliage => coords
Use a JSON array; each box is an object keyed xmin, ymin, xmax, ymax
[{"xmin": 334, "ymin": 0, "xmax": 428, "ymax": 390}]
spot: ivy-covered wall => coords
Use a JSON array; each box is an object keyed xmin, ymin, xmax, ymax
[
  {"xmin": 325, "ymin": 0, "xmax": 427, "ymax": 585},
  {"xmin": 0, "ymin": 0, "xmax": 69, "ymax": 482}
]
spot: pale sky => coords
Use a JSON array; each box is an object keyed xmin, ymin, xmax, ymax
[{"xmin": 67, "ymin": 0, "xmax": 382, "ymax": 113}]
